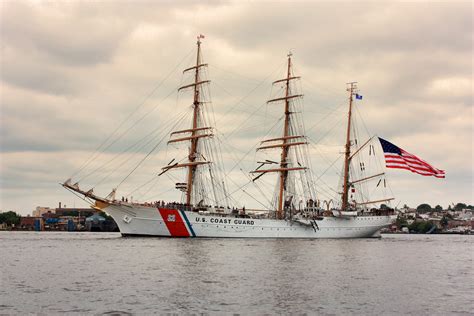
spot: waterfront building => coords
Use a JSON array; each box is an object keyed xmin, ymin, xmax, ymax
[
  {"xmin": 32, "ymin": 206, "xmax": 55, "ymax": 217},
  {"xmin": 19, "ymin": 216, "xmax": 43, "ymax": 231}
]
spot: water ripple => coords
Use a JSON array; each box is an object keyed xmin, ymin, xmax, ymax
[{"xmin": 0, "ymin": 232, "xmax": 472, "ymax": 314}]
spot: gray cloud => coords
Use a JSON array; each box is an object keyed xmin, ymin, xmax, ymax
[
  {"xmin": 2, "ymin": 2, "xmax": 130, "ymax": 66},
  {"xmin": 0, "ymin": 1, "xmax": 472, "ymax": 214}
]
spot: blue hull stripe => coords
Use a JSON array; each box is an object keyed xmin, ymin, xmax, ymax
[{"xmin": 180, "ymin": 210, "xmax": 196, "ymax": 237}]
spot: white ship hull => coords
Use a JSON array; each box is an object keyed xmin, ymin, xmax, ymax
[{"xmin": 104, "ymin": 204, "xmax": 396, "ymax": 238}]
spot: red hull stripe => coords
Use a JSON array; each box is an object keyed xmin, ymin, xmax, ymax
[{"xmin": 158, "ymin": 208, "xmax": 190, "ymax": 237}]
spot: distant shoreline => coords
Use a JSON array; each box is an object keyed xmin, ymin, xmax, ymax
[
  {"xmin": 382, "ymin": 231, "xmax": 473, "ymax": 236},
  {"xmin": 1, "ymin": 230, "xmax": 472, "ymax": 236}
]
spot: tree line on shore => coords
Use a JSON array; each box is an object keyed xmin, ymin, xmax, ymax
[
  {"xmin": 0, "ymin": 211, "xmax": 21, "ymax": 226},
  {"xmin": 413, "ymin": 202, "xmax": 472, "ymax": 213},
  {"xmin": 396, "ymin": 202, "xmax": 472, "ymax": 234}
]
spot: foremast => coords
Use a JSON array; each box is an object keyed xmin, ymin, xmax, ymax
[
  {"xmin": 187, "ymin": 36, "xmax": 203, "ymax": 206},
  {"xmin": 161, "ymin": 35, "xmax": 213, "ymax": 206},
  {"xmin": 252, "ymin": 53, "xmax": 307, "ymax": 219}
]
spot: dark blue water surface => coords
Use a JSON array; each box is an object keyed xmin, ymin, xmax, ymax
[{"xmin": 0, "ymin": 232, "xmax": 472, "ymax": 315}]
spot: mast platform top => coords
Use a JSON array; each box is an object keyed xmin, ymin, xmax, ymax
[
  {"xmin": 346, "ymin": 82, "xmax": 359, "ymax": 93},
  {"xmin": 197, "ymin": 34, "xmax": 205, "ymax": 44}
]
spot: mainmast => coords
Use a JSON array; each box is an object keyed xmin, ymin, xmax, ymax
[
  {"xmin": 341, "ymin": 82, "xmax": 357, "ymax": 211},
  {"xmin": 251, "ymin": 53, "xmax": 307, "ymax": 219},
  {"xmin": 160, "ymin": 35, "xmax": 213, "ymax": 206},
  {"xmin": 278, "ymin": 53, "xmax": 293, "ymax": 216}
]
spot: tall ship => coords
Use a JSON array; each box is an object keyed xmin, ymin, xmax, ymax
[{"xmin": 63, "ymin": 36, "xmax": 397, "ymax": 238}]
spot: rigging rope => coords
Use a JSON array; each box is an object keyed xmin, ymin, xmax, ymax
[
  {"xmin": 70, "ymin": 48, "xmax": 195, "ymax": 179},
  {"xmin": 93, "ymin": 111, "xmax": 190, "ymax": 188},
  {"xmin": 115, "ymin": 110, "xmax": 189, "ymax": 190}
]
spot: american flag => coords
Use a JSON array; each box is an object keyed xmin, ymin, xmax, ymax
[{"xmin": 378, "ymin": 137, "xmax": 445, "ymax": 178}]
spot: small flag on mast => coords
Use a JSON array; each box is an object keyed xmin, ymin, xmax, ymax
[
  {"xmin": 199, "ymin": 34, "xmax": 205, "ymax": 39},
  {"xmin": 355, "ymin": 94, "xmax": 363, "ymax": 100},
  {"xmin": 378, "ymin": 137, "xmax": 445, "ymax": 178}
]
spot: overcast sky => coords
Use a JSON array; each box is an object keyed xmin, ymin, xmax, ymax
[{"xmin": 1, "ymin": 1, "xmax": 472, "ymax": 215}]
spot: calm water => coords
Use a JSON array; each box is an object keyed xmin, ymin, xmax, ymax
[{"xmin": 0, "ymin": 232, "xmax": 472, "ymax": 315}]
